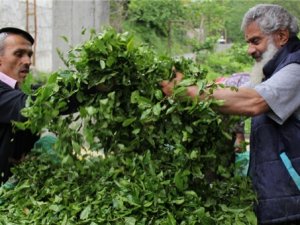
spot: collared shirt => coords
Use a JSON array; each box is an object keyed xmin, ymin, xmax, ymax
[
  {"xmin": 243, "ymin": 63, "xmax": 300, "ymax": 125},
  {"xmin": 0, "ymin": 71, "xmax": 17, "ymax": 89},
  {"xmin": 254, "ymin": 63, "xmax": 300, "ymax": 124}
]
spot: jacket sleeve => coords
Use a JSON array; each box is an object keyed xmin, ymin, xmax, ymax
[{"xmin": 0, "ymin": 87, "xmax": 28, "ymax": 123}]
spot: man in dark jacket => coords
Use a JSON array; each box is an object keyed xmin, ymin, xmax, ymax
[
  {"xmin": 162, "ymin": 4, "xmax": 300, "ymax": 225},
  {"xmin": 0, "ymin": 27, "xmax": 38, "ymax": 184}
]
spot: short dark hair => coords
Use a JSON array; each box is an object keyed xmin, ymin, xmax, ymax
[{"xmin": 0, "ymin": 27, "xmax": 34, "ymax": 44}]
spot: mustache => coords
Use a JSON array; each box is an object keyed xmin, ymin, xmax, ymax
[
  {"xmin": 251, "ymin": 52, "xmax": 262, "ymax": 61},
  {"xmin": 20, "ymin": 65, "xmax": 30, "ymax": 73}
]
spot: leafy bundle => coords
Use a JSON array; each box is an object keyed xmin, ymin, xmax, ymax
[{"xmin": 0, "ymin": 28, "xmax": 256, "ymax": 224}]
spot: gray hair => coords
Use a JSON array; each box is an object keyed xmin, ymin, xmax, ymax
[
  {"xmin": 0, "ymin": 32, "xmax": 8, "ymax": 55},
  {"xmin": 241, "ymin": 4, "xmax": 299, "ymax": 37}
]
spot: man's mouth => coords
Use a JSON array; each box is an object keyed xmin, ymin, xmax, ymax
[
  {"xmin": 19, "ymin": 71, "xmax": 29, "ymax": 80},
  {"xmin": 251, "ymin": 54, "xmax": 262, "ymax": 62},
  {"xmin": 255, "ymin": 57, "xmax": 262, "ymax": 62},
  {"xmin": 20, "ymin": 69, "xmax": 29, "ymax": 75}
]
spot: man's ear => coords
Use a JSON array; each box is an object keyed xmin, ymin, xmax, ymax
[{"xmin": 275, "ymin": 29, "xmax": 290, "ymax": 47}]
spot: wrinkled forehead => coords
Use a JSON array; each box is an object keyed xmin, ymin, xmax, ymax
[
  {"xmin": 4, "ymin": 34, "xmax": 32, "ymax": 45},
  {"xmin": 0, "ymin": 34, "xmax": 33, "ymax": 56},
  {"xmin": 1, "ymin": 32, "xmax": 32, "ymax": 47},
  {"xmin": 244, "ymin": 22, "xmax": 266, "ymax": 41}
]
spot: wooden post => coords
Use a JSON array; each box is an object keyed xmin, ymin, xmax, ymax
[{"xmin": 26, "ymin": 0, "xmax": 37, "ymax": 66}]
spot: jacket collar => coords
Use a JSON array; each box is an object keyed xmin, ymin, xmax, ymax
[{"xmin": 263, "ymin": 36, "xmax": 300, "ymax": 79}]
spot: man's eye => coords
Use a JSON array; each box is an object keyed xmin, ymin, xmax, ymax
[
  {"xmin": 15, "ymin": 52, "xmax": 23, "ymax": 57},
  {"xmin": 252, "ymin": 39, "xmax": 260, "ymax": 45},
  {"xmin": 14, "ymin": 51, "xmax": 32, "ymax": 58}
]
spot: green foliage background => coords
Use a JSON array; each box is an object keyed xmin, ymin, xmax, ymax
[{"xmin": 110, "ymin": 0, "xmax": 300, "ymax": 78}]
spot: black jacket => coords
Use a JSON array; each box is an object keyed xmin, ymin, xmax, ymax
[{"xmin": 0, "ymin": 80, "xmax": 38, "ymax": 184}]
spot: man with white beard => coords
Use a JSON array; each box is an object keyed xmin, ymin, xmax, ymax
[
  {"xmin": 248, "ymin": 39, "xmax": 279, "ymax": 85},
  {"xmin": 161, "ymin": 4, "xmax": 300, "ymax": 225}
]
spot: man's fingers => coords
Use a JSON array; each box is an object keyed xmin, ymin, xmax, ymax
[
  {"xmin": 160, "ymin": 71, "xmax": 184, "ymax": 96},
  {"xmin": 161, "ymin": 80, "xmax": 174, "ymax": 96},
  {"xmin": 175, "ymin": 72, "xmax": 183, "ymax": 82},
  {"xmin": 186, "ymin": 85, "xmax": 199, "ymax": 98},
  {"xmin": 160, "ymin": 80, "xmax": 169, "ymax": 87}
]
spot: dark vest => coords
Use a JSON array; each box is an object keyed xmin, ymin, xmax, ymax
[{"xmin": 250, "ymin": 37, "xmax": 300, "ymax": 224}]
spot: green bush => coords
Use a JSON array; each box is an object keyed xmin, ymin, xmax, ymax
[{"xmin": 2, "ymin": 28, "xmax": 256, "ymax": 224}]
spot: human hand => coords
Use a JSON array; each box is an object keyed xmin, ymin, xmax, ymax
[
  {"xmin": 186, "ymin": 85, "xmax": 199, "ymax": 98},
  {"xmin": 161, "ymin": 71, "xmax": 201, "ymax": 99},
  {"xmin": 160, "ymin": 71, "xmax": 183, "ymax": 96},
  {"xmin": 234, "ymin": 132, "xmax": 246, "ymax": 153}
]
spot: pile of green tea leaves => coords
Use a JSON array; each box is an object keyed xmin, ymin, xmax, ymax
[{"xmin": 0, "ymin": 28, "xmax": 256, "ymax": 224}]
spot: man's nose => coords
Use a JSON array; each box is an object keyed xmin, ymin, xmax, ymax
[
  {"xmin": 247, "ymin": 44, "xmax": 256, "ymax": 56},
  {"xmin": 23, "ymin": 55, "xmax": 32, "ymax": 65}
]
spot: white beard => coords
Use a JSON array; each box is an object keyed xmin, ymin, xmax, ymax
[{"xmin": 249, "ymin": 41, "xmax": 279, "ymax": 85}]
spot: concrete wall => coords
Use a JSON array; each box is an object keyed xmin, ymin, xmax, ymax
[
  {"xmin": 34, "ymin": 0, "xmax": 53, "ymax": 72},
  {"xmin": 0, "ymin": 0, "xmax": 109, "ymax": 72},
  {"xmin": 52, "ymin": 0, "xmax": 109, "ymax": 70},
  {"xmin": 0, "ymin": 0, "xmax": 24, "ymax": 28}
]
